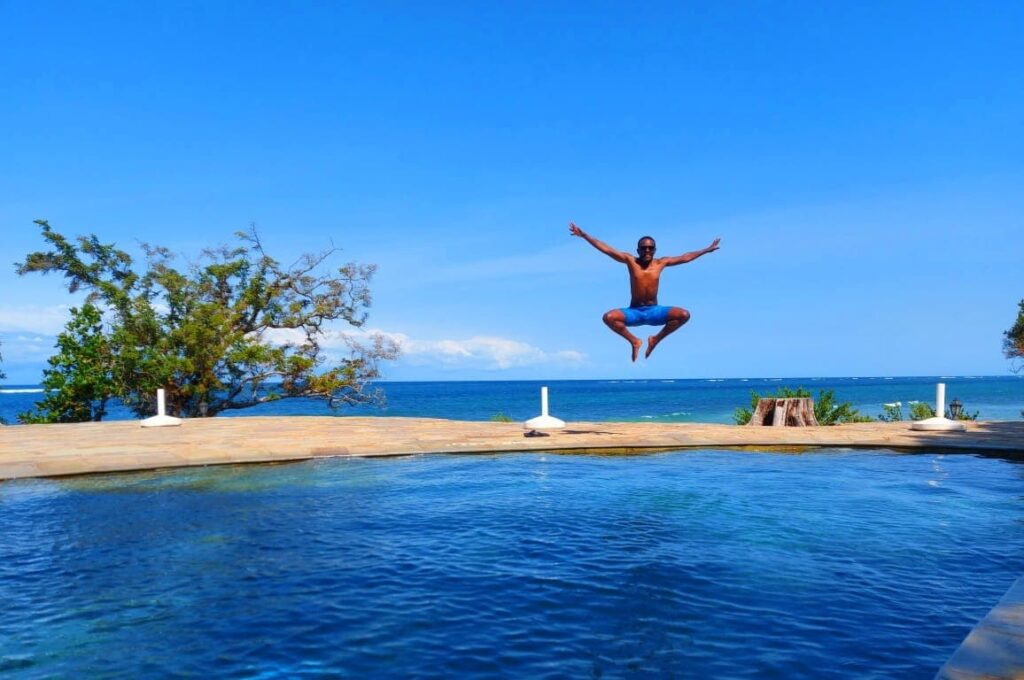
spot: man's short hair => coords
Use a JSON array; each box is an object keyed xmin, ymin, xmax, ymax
[{"xmin": 637, "ymin": 236, "xmax": 656, "ymax": 248}]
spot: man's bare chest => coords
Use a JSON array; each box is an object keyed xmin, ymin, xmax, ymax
[{"xmin": 628, "ymin": 263, "xmax": 664, "ymax": 282}]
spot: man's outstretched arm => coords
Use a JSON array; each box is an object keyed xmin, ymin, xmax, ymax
[
  {"xmin": 661, "ymin": 238, "xmax": 721, "ymax": 266},
  {"xmin": 569, "ymin": 221, "xmax": 628, "ymax": 262}
]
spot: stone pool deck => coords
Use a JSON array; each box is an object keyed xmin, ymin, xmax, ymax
[
  {"xmin": 938, "ymin": 575, "xmax": 1024, "ymax": 680},
  {"xmin": 1, "ymin": 416, "xmax": 1022, "ymax": 481}
]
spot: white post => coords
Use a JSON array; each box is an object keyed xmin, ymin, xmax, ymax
[
  {"xmin": 910, "ymin": 381, "xmax": 965, "ymax": 431},
  {"xmin": 524, "ymin": 384, "xmax": 565, "ymax": 431},
  {"xmin": 141, "ymin": 388, "xmax": 182, "ymax": 428}
]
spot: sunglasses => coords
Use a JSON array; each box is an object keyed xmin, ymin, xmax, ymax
[{"xmin": 638, "ymin": 245, "xmax": 656, "ymax": 251}]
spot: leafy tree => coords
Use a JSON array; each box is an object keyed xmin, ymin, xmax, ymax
[
  {"xmin": 734, "ymin": 386, "xmax": 872, "ymax": 425},
  {"xmin": 20, "ymin": 304, "xmax": 114, "ymax": 423},
  {"xmin": 1005, "ymin": 299, "xmax": 1024, "ymax": 371},
  {"xmin": 17, "ymin": 220, "xmax": 398, "ymax": 421}
]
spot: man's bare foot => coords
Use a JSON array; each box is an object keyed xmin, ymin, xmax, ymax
[
  {"xmin": 645, "ymin": 335, "xmax": 660, "ymax": 359},
  {"xmin": 631, "ymin": 338, "xmax": 643, "ymax": 362}
]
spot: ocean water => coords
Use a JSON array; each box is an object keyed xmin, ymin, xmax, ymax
[
  {"xmin": 2, "ymin": 376, "xmax": 1022, "ymax": 425},
  {"xmin": 2, "ymin": 450, "xmax": 1023, "ymax": 677}
]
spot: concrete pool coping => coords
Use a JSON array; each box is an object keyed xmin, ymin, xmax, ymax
[
  {"xmin": 2, "ymin": 416, "xmax": 1022, "ymax": 481},
  {"xmin": 937, "ymin": 575, "xmax": 1024, "ymax": 680}
]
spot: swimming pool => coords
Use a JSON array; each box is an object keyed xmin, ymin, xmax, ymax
[{"xmin": 2, "ymin": 449, "xmax": 1021, "ymax": 677}]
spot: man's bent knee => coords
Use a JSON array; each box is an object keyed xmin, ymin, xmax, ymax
[
  {"xmin": 603, "ymin": 310, "xmax": 625, "ymax": 326},
  {"xmin": 671, "ymin": 307, "xmax": 691, "ymax": 323}
]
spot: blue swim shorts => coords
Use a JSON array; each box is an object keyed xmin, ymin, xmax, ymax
[{"xmin": 621, "ymin": 305, "xmax": 673, "ymax": 327}]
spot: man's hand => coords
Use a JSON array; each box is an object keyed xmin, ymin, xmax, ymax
[
  {"xmin": 706, "ymin": 237, "xmax": 721, "ymax": 252},
  {"xmin": 569, "ymin": 221, "xmax": 584, "ymax": 237}
]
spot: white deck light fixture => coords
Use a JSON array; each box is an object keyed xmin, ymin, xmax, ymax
[
  {"xmin": 910, "ymin": 382, "xmax": 966, "ymax": 432},
  {"xmin": 141, "ymin": 388, "xmax": 183, "ymax": 428}
]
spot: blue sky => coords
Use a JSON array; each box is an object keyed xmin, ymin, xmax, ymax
[{"xmin": 1, "ymin": 1, "xmax": 1022, "ymax": 383}]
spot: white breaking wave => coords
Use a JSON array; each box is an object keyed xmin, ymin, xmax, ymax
[{"xmin": 0, "ymin": 388, "xmax": 44, "ymax": 394}]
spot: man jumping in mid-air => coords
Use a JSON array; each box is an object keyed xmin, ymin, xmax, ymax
[{"xmin": 570, "ymin": 222, "xmax": 720, "ymax": 361}]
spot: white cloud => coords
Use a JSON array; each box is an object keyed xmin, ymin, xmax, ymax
[
  {"xmin": 0, "ymin": 311, "xmax": 587, "ymax": 373},
  {"xmin": 257, "ymin": 327, "xmax": 586, "ymax": 371},
  {"xmin": 416, "ymin": 336, "xmax": 546, "ymax": 369},
  {"xmin": 0, "ymin": 334, "xmax": 57, "ymax": 362},
  {"xmin": 0, "ymin": 305, "xmax": 73, "ymax": 335},
  {"xmin": 0, "ymin": 306, "xmax": 68, "ymax": 362}
]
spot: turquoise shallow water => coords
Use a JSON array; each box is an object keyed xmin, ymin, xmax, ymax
[{"xmin": 2, "ymin": 449, "xmax": 1023, "ymax": 678}]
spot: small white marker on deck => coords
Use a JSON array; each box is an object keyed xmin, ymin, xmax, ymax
[
  {"xmin": 140, "ymin": 388, "xmax": 183, "ymax": 428},
  {"xmin": 910, "ymin": 382, "xmax": 966, "ymax": 432},
  {"xmin": 524, "ymin": 386, "xmax": 565, "ymax": 436}
]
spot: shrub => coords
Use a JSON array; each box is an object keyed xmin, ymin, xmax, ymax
[
  {"xmin": 490, "ymin": 412, "xmax": 514, "ymax": 423},
  {"xmin": 878, "ymin": 402, "xmax": 903, "ymax": 422},
  {"xmin": 878, "ymin": 401, "xmax": 978, "ymax": 422},
  {"xmin": 734, "ymin": 387, "xmax": 871, "ymax": 425},
  {"xmin": 909, "ymin": 402, "xmax": 935, "ymax": 421}
]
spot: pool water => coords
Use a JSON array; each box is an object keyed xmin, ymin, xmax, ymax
[{"xmin": 2, "ymin": 449, "xmax": 1023, "ymax": 678}]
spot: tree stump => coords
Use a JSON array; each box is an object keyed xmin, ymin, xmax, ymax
[{"xmin": 746, "ymin": 397, "xmax": 818, "ymax": 426}]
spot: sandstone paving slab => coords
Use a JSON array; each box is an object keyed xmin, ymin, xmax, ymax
[
  {"xmin": 937, "ymin": 576, "xmax": 1024, "ymax": 680},
  {"xmin": 2, "ymin": 417, "xmax": 1022, "ymax": 481}
]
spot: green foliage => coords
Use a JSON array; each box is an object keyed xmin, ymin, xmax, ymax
[
  {"xmin": 17, "ymin": 221, "xmax": 399, "ymax": 421},
  {"xmin": 20, "ymin": 304, "xmax": 113, "ymax": 423},
  {"xmin": 814, "ymin": 388, "xmax": 874, "ymax": 425},
  {"xmin": 733, "ymin": 387, "xmax": 871, "ymax": 425},
  {"xmin": 878, "ymin": 402, "xmax": 903, "ymax": 422},
  {"xmin": 490, "ymin": 412, "xmax": 514, "ymax": 423},
  {"xmin": 878, "ymin": 400, "xmax": 978, "ymax": 422},
  {"xmin": 909, "ymin": 402, "xmax": 935, "ymax": 421},
  {"xmin": 1005, "ymin": 299, "xmax": 1024, "ymax": 370},
  {"xmin": 732, "ymin": 407, "xmax": 752, "ymax": 425}
]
